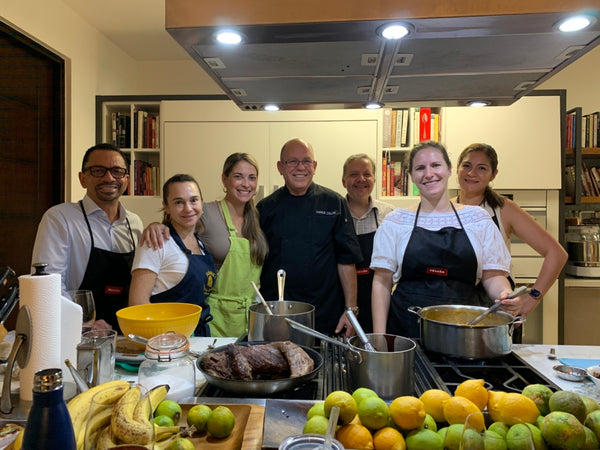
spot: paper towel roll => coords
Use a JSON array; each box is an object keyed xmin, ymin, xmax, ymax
[
  {"xmin": 61, "ymin": 296, "xmax": 83, "ymax": 383},
  {"xmin": 18, "ymin": 273, "xmax": 62, "ymax": 401}
]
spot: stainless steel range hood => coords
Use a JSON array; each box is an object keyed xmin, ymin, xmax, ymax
[{"xmin": 166, "ymin": 1, "xmax": 600, "ymax": 110}]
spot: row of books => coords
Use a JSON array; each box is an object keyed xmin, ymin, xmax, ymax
[
  {"xmin": 381, "ymin": 153, "xmax": 419, "ymax": 197},
  {"xmin": 565, "ymin": 164, "xmax": 600, "ymax": 198},
  {"xmin": 132, "ymin": 160, "xmax": 160, "ymax": 196},
  {"xmin": 566, "ymin": 111, "xmax": 600, "ymax": 149},
  {"xmin": 110, "ymin": 110, "xmax": 160, "ymax": 149},
  {"xmin": 382, "ymin": 107, "xmax": 442, "ymax": 149}
]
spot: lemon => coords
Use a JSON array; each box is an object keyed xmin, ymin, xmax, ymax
[
  {"xmin": 186, "ymin": 404, "xmax": 212, "ymax": 433},
  {"xmin": 307, "ymin": 402, "xmax": 326, "ymax": 419},
  {"xmin": 206, "ymin": 405, "xmax": 235, "ymax": 438},
  {"xmin": 498, "ymin": 393, "xmax": 540, "ymax": 425},
  {"xmin": 325, "ymin": 391, "xmax": 358, "ymax": 425},
  {"xmin": 353, "ymin": 387, "xmax": 379, "ymax": 406},
  {"xmin": 442, "ymin": 396, "xmax": 483, "ymax": 431},
  {"xmin": 303, "ymin": 415, "xmax": 329, "ymax": 435},
  {"xmin": 419, "ymin": 389, "xmax": 451, "ymax": 423},
  {"xmin": 389, "ymin": 396, "xmax": 426, "ymax": 431},
  {"xmin": 373, "ymin": 426, "xmax": 406, "ymax": 450},
  {"xmin": 487, "ymin": 391, "xmax": 507, "ymax": 423},
  {"xmin": 166, "ymin": 437, "xmax": 195, "ymax": 450},
  {"xmin": 455, "ymin": 379, "xmax": 488, "ymax": 411},
  {"xmin": 153, "ymin": 415, "xmax": 175, "ymax": 427},
  {"xmin": 358, "ymin": 396, "xmax": 390, "ymax": 431},
  {"xmin": 335, "ymin": 423, "xmax": 374, "ymax": 450},
  {"xmin": 156, "ymin": 400, "xmax": 182, "ymax": 423}
]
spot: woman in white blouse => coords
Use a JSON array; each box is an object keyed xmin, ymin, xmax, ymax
[{"xmin": 370, "ymin": 141, "xmax": 523, "ymax": 338}]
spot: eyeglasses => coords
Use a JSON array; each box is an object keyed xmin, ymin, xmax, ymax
[
  {"xmin": 283, "ymin": 159, "xmax": 315, "ymax": 168},
  {"xmin": 83, "ymin": 166, "xmax": 128, "ymax": 179}
]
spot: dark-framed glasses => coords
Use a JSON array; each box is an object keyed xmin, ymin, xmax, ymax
[
  {"xmin": 83, "ymin": 166, "xmax": 128, "ymax": 179},
  {"xmin": 283, "ymin": 159, "xmax": 315, "ymax": 168}
]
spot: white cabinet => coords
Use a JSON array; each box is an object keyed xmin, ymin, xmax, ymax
[
  {"xmin": 161, "ymin": 100, "xmax": 381, "ymax": 201},
  {"xmin": 443, "ymin": 95, "xmax": 562, "ymax": 190}
]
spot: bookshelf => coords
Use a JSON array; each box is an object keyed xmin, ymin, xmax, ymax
[
  {"xmin": 381, "ymin": 107, "xmax": 442, "ymax": 198},
  {"xmin": 564, "ymin": 107, "xmax": 600, "ymax": 211},
  {"xmin": 97, "ymin": 99, "xmax": 161, "ymax": 197}
]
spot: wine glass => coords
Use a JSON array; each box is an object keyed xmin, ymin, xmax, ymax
[{"xmin": 66, "ymin": 290, "xmax": 96, "ymax": 332}]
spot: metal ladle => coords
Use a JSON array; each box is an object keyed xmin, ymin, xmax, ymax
[
  {"xmin": 468, "ymin": 286, "xmax": 529, "ymax": 326},
  {"xmin": 344, "ymin": 309, "xmax": 376, "ymax": 352}
]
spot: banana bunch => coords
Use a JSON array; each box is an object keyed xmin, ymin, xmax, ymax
[{"xmin": 67, "ymin": 381, "xmax": 171, "ymax": 450}]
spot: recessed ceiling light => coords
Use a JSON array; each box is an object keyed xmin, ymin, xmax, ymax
[
  {"xmin": 215, "ymin": 30, "xmax": 243, "ymax": 44},
  {"xmin": 557, "ymin": 15, "xmax": 594, "ymax": 32},
  {"xmin": 364, "ymin": 102, "xmax": 383, "ymax": 110},
  {"xmin": 263, "ymin": 104, "xmax": 280, "ymax": 112},
  {"xmin": 379, "ymin": 24, "xmax": 410, "ymax": 40},
  {"xmin": 468, "ymin": 101, "xmax": 490, "ymax": 107}
]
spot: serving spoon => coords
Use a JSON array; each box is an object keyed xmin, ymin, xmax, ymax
[{"xmin": 468, "ymin": 286, "xmax": 528, "ymax": 326}]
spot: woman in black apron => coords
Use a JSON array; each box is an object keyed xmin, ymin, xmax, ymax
[
  {"xmin": 129, "ymin": 174, "xmax": 216, "ymax": 336},
  {"xmin": 371, "ymin": 141, "xmax": 522, "ymax": 338}
]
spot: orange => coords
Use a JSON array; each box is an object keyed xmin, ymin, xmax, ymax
[
  {"xmin": 487, "ymin": 391, "xmax": 507, "ymax": 423},
  {"xmin": 419, "ymin": 389, "xmax": 452, "ymax": 423},
  {"xmin": 335, "ymin": 423, "xmax": 374, "ymax": 450},
  {"xmin": 454, "ymin": 379, "xmax": 488, "ymax": 411},
  {"xmin": 389, "ymin": 396, "xmax": 426, "ymax": 431},
  {"xmin": 442, "ymin": 396, "xmax": 484, "ymax": 431},
  {"xmin": 498, "ymin": 393, "xmax": 540, "ymax": 425},
  {"xmin": 373, "ymin": 426, "xmax": 406, "ymax": 450}
]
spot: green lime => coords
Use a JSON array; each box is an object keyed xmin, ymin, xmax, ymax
[
  {"xmin": 187, "ymin": 404, "xmax": 212, "ymax": 433},
  {"xmin": 303, "ymin": 415, "xmax": 329, "ymax": 435},
  {"xmin": 207, "ymin": 405, "xmax": 235, "ymax": 438},
  {"xmin": 357, "ymin": 396, "xmax": 389, "ymax": 431},
  {"xmin": 166, "ymin": 437, "xmax": 195, "ymax": 450},
  {"xmin": 307, "ymin": 402, "xmax": 326, "ymax": 419},
  {"xmin": 352, "ymin": 387, "xmax": 378, "ymax": 406},
  {"xmin": 153, "ymin": 414, "xmax": 175, "ymax": 427},
  {"xmin": 156, "ymin": 400, "xmax": 183, "ymax": 423}
]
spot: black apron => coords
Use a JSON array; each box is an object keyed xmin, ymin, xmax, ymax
[
  {"xmin": 388, "ymin": 203, "xmax": 479, "ymax": 338},
  {"xmin": 150, "ymin": 225, "xmax": 216, "ymax": 337},
  {"xmin": 355, "ymin": 209, "xmax": 378, "ymax": 333},
  {"xmin": 78, "ymin": 201, "xmax": 135, "ymax": 333}
]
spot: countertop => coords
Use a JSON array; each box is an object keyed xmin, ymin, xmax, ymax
[{"xmin": 512, "ymin": 344, "xmax": 600, "ymax": 401}]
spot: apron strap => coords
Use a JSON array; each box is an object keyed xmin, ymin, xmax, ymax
[
  {"xmin": 79, "ymin": 200, "xmax": 136, "ymax": 252},
  {"xmin": 220, "ymin": 199, "xmax": 238, "ymax": 238}
]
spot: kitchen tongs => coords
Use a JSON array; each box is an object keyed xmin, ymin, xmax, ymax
[{"xmin": 468, "ymin": 285, "xmax": 529, "ymax": 326}]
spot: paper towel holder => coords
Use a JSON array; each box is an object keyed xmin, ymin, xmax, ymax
[{"xmin": 1, "ymin": 305, "xmax": 32, "ymax": 414}]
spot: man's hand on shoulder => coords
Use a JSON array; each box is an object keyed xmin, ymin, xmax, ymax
[{"xmin": 139, "ymin": 223, "xmax": 170, "ymax": 250}]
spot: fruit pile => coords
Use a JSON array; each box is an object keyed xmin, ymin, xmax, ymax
[
  {"xmin": 303, "ymin": 381, "xmax": 600, "ymax": 450},
  {"xmin": 67, "ymin": 380, "xmax": 235, "ymax": 450}
]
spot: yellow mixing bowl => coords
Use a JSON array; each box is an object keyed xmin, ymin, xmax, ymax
[{"xmin": 116, "ymin": 303, "xmax": 202, "ymax": 344}]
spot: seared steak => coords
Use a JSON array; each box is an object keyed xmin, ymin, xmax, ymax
[{"xmin": 202, "ymin": 341, "xmax": 314, "ymax": 381}]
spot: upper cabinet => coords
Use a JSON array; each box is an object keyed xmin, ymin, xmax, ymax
[{"xmin": 443, "ymin": 95, "xmax": 562, "ymax": 190}]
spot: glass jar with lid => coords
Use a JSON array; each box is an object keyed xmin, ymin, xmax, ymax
[{"xmin": 138, "ymin": 332, "xmax": 195, "ymax": 402}]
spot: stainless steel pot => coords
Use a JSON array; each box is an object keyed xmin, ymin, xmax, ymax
[
  {"xmin": 348, "ymin": 334, "xmax": 415, "ymax": 400},
  {"xmin": 248, "ymin": 301, "xmax": 315, "ymax": 347},
  {"xmin": 196, "ymin": 342, "xmax": 322, "ymax": 395},
  {"xmin": 408, "ymin": 304, "xmax": 523, "ymax": 359},
  {"xmin": 568, "ymin": 241, "xmax": 600, "ymax": 266}
]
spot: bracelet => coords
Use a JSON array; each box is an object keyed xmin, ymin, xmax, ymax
[{"xmin": 345, "ymin": 306, "xmax": 359, "ymax": 316}]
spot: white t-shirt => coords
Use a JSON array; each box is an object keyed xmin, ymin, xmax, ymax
[
  {"xmin": 370, "ymin": 205, "xmax": 511, "ymax": 284},
  {"xmin": 131, "ymin": 238, "xmax": 189, "ymax": 295}
]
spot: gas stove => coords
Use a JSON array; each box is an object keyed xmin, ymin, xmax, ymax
[{"xmin": 197, "ymin": 339, "xmax": 560, "ymax": 401}]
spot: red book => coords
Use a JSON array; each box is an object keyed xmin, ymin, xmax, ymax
[{"xmin": 419, "ymin": 108, "xmax": 431, "ymax": 141}]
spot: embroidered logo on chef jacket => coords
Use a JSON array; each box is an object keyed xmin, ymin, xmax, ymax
[
  {"xmin": 315, "ymin": 209, "xmax": 339, "ymax": 216},
  {"xmin": 204, "ymin": 270, "xmax": 217, "ymax": 296},
  {"xmin": 426, "ymin": 267, "xmax": 448, "ymax": 276}
]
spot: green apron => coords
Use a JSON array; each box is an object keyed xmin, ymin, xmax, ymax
[{"xmin": 207, "ymin": 199, "xmax": 262, "ymax": 337}]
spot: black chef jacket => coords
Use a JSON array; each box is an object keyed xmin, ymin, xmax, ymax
[{"xmin": 257, "ymin": 183, "xmax": 362, "ymax": 334}]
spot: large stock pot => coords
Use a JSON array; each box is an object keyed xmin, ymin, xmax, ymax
[{"xmin": 408, "ymin": 304, "xmax": 523, "ymax": 359}]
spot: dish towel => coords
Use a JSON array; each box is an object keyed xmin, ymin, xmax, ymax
[{"xmin": 558, "ymin": 358, "xmax": 600, "ymax": 369}]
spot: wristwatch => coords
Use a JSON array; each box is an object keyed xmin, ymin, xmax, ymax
[
  {"xmin": 345, "ymin": 306, "xmax": 359, "ymax": 316},
  {"xmin": 528, "ymin": 288, "xmax": 542, "ymax": 300}
]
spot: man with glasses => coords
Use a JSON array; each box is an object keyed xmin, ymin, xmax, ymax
[
  {"xmin": 257, "ymin": 138, "xmax": 362, "ymax": 336},
  {"xmin": 32, "ymin": 143, "xmax": 143, "ymax": 331}
]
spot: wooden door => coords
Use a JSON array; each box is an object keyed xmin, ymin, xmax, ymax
[{"xmin": 0, "ymin": 22, "xmax": 64, "ymax": 326}]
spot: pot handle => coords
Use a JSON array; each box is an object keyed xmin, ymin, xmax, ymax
[{"xmin": 407, "ymin": 306, "xmax": 422, "ymax": 315}]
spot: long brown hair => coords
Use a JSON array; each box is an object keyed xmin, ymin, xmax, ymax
[
  {"xmin": 222, "ymin": 153, "xmax": 268, "ymax": 266},
  {"xmin": 457, "ymin": 143, "xmax": 505, "ymax": 210}
]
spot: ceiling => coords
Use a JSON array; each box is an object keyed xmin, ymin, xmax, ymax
[{"xmin": 64, "ymin": 1, "xmax": 600, "ymax": 110}]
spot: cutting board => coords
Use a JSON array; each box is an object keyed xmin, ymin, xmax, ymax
[{"xmin": 262, "ymin": 399, "xmax": 316, "ymax": 449}]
